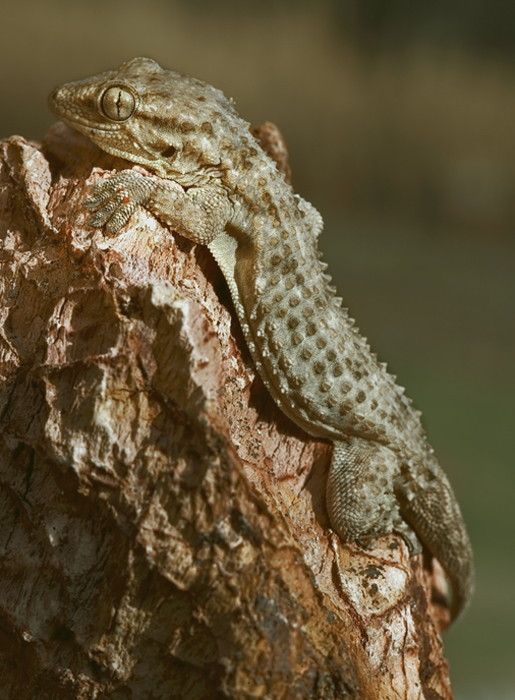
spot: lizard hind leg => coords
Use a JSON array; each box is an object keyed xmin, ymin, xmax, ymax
[{"xmin": 326, "ymin": 438, "xmax": 417, "ymax": 550}]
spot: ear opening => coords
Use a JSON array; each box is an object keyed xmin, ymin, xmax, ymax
[{"xmin": 160, "ymin": 145, "xmax": 176, "ymax": 158}]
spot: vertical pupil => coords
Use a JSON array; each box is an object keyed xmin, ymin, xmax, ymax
[{"xmin": 102, "ymin": 87, "xmax": 135, "ymax": 120}]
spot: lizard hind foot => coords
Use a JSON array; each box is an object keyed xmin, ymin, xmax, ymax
[{"xmin": 326, "ymin": 438, "xmax": 405, "ymax": 546}]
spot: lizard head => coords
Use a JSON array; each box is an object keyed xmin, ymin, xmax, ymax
[{"xmin": 48, "ymin": 57, "xmax": 244, "ymax": 183}]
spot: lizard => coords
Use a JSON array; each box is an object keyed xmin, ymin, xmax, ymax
[{"xmin": 48, "ymin": 57, "xmax": 474, "ymax": 622}]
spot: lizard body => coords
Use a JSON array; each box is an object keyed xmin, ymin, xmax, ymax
[{"xmin": 49, "ymin": 58, "xmax": 474, "ymax": 621}]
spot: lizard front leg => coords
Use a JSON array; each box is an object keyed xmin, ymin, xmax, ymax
[
  {"xmin": 85, "ymin": 169, "xmax": 232, "ymax": 244},
  {"xmin": 326, "ymin": 438, "xmax": 421, "ymax": 552}
]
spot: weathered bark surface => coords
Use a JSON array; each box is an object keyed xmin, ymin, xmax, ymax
[{"xmin": 0, "ymin": 124, "xmax": 453, "ymax": 699}]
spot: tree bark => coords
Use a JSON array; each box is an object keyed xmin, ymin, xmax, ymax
[{"xmin": 0, "ymin": 123, "xmax": 453, "ymax": 699}]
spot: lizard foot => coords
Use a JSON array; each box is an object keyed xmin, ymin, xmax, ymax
[
  {"xmin": 326, "ymin": 438, "xmax": 409, "ymax": 546},
  {"xmin": 85, "ymin": 170, "xmax": 158, "ymax": 233}
]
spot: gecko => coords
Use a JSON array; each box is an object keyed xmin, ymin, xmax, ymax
[{"xmin": 48, "ymin": 57, "xmax": 474, "ymax": 622}]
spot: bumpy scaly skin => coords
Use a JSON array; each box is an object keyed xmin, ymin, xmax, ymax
[{"xmin": 49, "ymin": 57, "xmax": 474, "ymax": 621}]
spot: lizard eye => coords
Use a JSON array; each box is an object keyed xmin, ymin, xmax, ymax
[{"xmin": 101, "ymin": 87, "xmax": 135, "ymax": 121}]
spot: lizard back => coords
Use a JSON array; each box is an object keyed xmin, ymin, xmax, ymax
[{"xmin": 220, "ymin": 155, "xmax": 431, "ymax": 467}]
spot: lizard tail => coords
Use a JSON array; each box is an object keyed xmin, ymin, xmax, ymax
[{"xmin": 399, "ymin": 469, "xmax": 475, "ymax": 624}]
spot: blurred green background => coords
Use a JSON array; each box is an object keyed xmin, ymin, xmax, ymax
[{"xmin": 1, "ymin": 1, "xmax": 513, "ymax": 696}]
